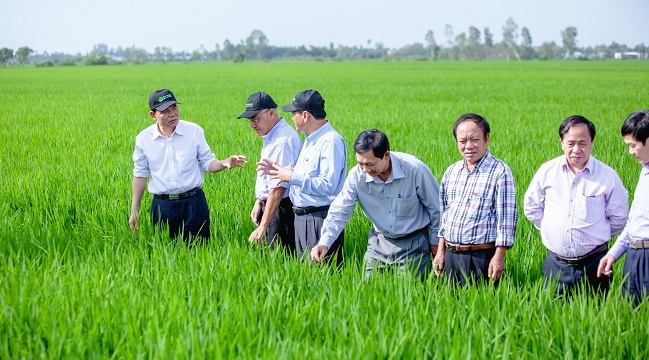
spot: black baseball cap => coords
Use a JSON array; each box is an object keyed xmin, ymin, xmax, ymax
[
  {"xmin": 238, "ymin": 92, "xmax": 278, "ymax": 119},
  {"xmin": 281, "ymin": 90, "xmax": 325, "ymax": 113},
  {"xmin": 149, "ymin": 89, "xmax": 180, "ymax": 111}
]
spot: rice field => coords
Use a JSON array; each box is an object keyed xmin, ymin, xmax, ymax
[{"xmin": 1, "ymin": 60, "xmax": 648, "ymax": 358}]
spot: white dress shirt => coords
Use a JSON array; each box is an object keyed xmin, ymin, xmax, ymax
[
  {"xmin": 524, "ymin": 155, "xmax": 628, "ymax": 258},
  {"xmin": 609, "ymin": 163, "xmax": 649, "ymax": 259},
  {"xmin": 255, "ymin": 118, "xmax": 302, "ymax": 200},
  {"xmin": 132, "ymin": 120, "xmax": 216, "ymax": 195}
]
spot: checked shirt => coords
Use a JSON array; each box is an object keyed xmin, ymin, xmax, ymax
[{"xmin": 438, "ymin": 150, "xmax": 518, "ymax": 248}]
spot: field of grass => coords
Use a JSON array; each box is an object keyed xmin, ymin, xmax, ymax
[{"xmin": 1, "ymin": 60, "xmax": 649, "ymax": 358}]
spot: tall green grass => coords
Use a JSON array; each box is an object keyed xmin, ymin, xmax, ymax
[{"xmin": 1, "ymin": 61, "xmax": 648, "ymax": 358}]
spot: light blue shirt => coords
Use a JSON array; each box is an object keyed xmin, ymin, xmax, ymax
[
  {"xmin": 609, "ymin": 163, "xmax": 649, "ymax": 259},
  {"xmin": 319, "ymin": 152, "xmax": 441, "ymax": 248},
  {"xmin": 255, "ymin": 118, "xmax": 302, "ymax": 200},
  {"xmin": 289, "ymin": 121, "xmax": 347, "ymax": 208}
]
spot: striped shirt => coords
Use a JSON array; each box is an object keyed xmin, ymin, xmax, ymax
[
  {"xmin": 438, "ymin": 150, "xmax": 518, "ymax": 247},
  {"xmin": 609, "ymin": 163, "xmax": 649, "ymax": 259},
  {"xmin": 524, "ymin": 156, "xmax": 628, "ymax": 259},
  {"xmin": 289, "ymin": 121, "xmax": 347, "ymax": 208},
  {"xmin": 255, "ymin": 118, "xmax": 302, "ymax": 200}
]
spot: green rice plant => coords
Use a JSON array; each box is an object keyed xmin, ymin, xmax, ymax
[{"xmin": 1, "ymin": 60, "xmax": 648, "ymax": 358}]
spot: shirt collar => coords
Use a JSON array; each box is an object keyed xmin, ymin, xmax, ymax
[
  {"xmin": 263, "ymin": 117, "xmax": 285, "ymax": 145},
  {"xmin": 305, "ymin": 121, "xmax": 331, "ymax": 144},
  {"xmin": 152, "ymin": 120, "xmax": 183, "ymax": 139},
  {"xmin": 560, "ymin": 155, "xmax": 593, "ymax": 173},
  {"xmin": 463, "ymin": 149, "xmax": 491, "ymax": 173},
  {"xmin": 642, "ymin": 162, "xmax": 649, "ymax": 176},
  {"xmin": 363, "ymin": 152, "xmax": 405, "ymax": 183}
]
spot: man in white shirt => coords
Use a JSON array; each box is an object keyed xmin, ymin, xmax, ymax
[
  {"xmin": 524, "ymin": 115, "xmax": 628, "ymax": 297},
  {"xmin": 238, "ymin": 92, "xmax": 302, "ymax": 253},
  {"xmin": 129, "ymin": 89, "xmax": 247, "ymax": 244},
  {"xmin": 598, "ymin": 110, "xmax": 649, "ymax": 305},
  {"xmin": 310, "ymin": 129, "xmax": 440, "ymax": 279}
]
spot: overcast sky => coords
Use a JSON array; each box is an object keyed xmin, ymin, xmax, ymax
[{"xmin": 1, "ymin": 0, "xmax": 647, "ymax": 54}]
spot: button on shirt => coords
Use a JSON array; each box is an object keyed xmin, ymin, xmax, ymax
[
  {"xmin": 132, "ymin": 120, "xmax": 216, "ymax": 195},
  {"xmin": 609, "ymin": 163, "xmax": 649, "ymax": 259},
  {"xmin": 438, "ymin": 150, "xmax": 518, "ymax": 247},
  {"xmin": 255, "ymin": 118, "xmax": 302, "ymax": 200},
  {"xmin": 319, "ymin": 152, "xmax": 441, "ymax": 248},
  {"xmin": 289, "ymin": 122, "xmax": 347, "ymax": 208},
  {"xmin": 524, "ymin": 156, "xmax": 628, "ymax": 259}
]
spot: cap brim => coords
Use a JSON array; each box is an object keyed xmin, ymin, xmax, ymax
[
  {"xmin": 281, "ymin": 103, "xmax": 299, "ymax": 112},
  {"xmin": 153, "ymin": 101, "xmax": 178, "ymax": 111},
  {"xmin": 237, "ymin": 109, "xmax": 261, "ymax": 119}
]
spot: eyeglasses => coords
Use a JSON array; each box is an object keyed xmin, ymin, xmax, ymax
[{"xmin": 248, "ymin": 109, "xmax": 269, "ymax": 124}]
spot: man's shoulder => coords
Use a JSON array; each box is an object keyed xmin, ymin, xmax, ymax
[
  {"xmin": 590, "ymin": 156, "xmax": 621, "ymax": 176},
  {"xmin": 392, "ymin": 152, "xmax": 430, "ymax": 172}
]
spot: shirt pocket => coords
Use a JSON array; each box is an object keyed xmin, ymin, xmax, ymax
[
  {"xmin": 580, "ymin": 191, "xmax": 606, "ymax": 223},
  {"xmin": 176, "ymin": 149, "xmax": 196, "ymax": 175},
  {"xmin": 467, "ymin": 193, "xmax": 492, "ymax": 220},
  {"xmin": 396, "ymin": 195, "xmax": 419, "ymax": 219}
]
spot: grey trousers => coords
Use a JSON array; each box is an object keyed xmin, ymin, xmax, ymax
[
  {"xmin": 542, "ymin": 250, "xmax": 609, "ymax": 298},
  {"xmin": 622, "ymin": 248, "xmax": 649, "ymax": 306},
  {"xmin": 364, "ymin": 228, "xmax": 430, "ymax": 280},
  {"xmin": 294, "ymin": 208, "xmax": 344, "ymax": 267}
]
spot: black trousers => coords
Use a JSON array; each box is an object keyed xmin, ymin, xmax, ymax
[
  {"xmin": 294, "ymin": 208, "xmax": 344, "ymax": 267},
  {"xmin": 150, "ymin": 189, "xmax": 210, "ymax": 243},
  {"xmin": 259, "ymin": 197, "xmax": 296, "ymax": 254},
  {"xmin": 542, "ymin": 250, "xmax": 609, "ymax": 298},
  {"xmin": 445, "ymin": 247, "xmax": 496, "ymax": 286},
  {"xmin": 622, "ymin": 248, "xmax": 649, "ymax": 306}
]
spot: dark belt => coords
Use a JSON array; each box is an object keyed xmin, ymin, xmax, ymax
[
  {"xmin": 447, "ymin": 242, "xmax": 496, "ymax": 253},
  {"xmin": 389, "ymin": 226, "xmax": 429, "ymax": 240},
  {"xmin": 260, "ymin": 197, "xmax": 292, "ymax": 207},
  {"xmin": 630, "ymin": 240, "xmax": 649, "ymax": 250},
  {"xmin": 154, "ymin": 187, "xmax": 201, "ymax": 201},
  {"xmin": 549, "ymin": 243, "xmax": 608, "ymax": 265},
  {"xmin": 293, "ymin": 205, "xmax": 330, "ymax": 216}
]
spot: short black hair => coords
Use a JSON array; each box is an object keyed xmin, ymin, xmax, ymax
[
  {"xmin": 353, "ymin": 129, "xmax": 390, "ymax": 158},
  {"xmin": 559, "ymin": 115, "xmax": 596, "ymax": 141},
  {"xmin": 621, "ymin": 110, "xmax": 649, "ymax": 145},
  {"xmin": 452, "ymin": 113, "xmax": 490, "ymax": 140}
]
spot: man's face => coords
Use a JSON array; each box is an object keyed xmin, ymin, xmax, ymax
[
  {"xmin": 561, "ymin": 124, "xmax": 593, "ymax": 172},
  {"xmin": 624, "ymin": 134, "xmax": 649, "ymax": 164},
  {"xmin": 356, "ymin": 150, "xmax": 391, "ymax": 180},
  {"xmin": 248, "ymin": 109, "xmax": 272, "ymax": 136},
  {"xmin": 291, "ymin": 110, "xmax": 307, "ymax": 132},
  {"xmin": 455, "ymin": 121, "xmax": 490, "ymax": 167},
  {"xmin": 150, "ymin": 104, "xmax": 179, "ymax": 131}
]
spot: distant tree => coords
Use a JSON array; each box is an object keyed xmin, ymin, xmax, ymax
[
  {"xmin": 91, "ymin": 43, "xmax": 108, "ymax": 55},
  {"xmin": 561, "ymin": 26, "xmax": 578, "ymax": 59},
  {"xmin": 425, "ymin": 30, "xmax": 439, "ymax": 60},
  {"xmin": 394, "ymin": 43, "xmax": 428, "ymax": 59},
  {"xmin": 502, "ymin": 18, "xmax": 520, "ymax": 60},
  {"xmin": 222, "ymin": 39, "xmax": 235, "ymax": 61},
  {"xmin": 484, "ymin": 27, "xmax": 494, "ymax": 59},
  {"xmin": 0, "ymin": 47, "xmax": 14, "ymax": 65},
  {"xmin": 539, "ymin": 41, "xmax": 560, "ymax": 60},
  {"xmin": 468, "ymin": 26, "xmax": 481, "ymax": 60},
  {"xmin": 520, "ymin": 26, "xmax": 534, "ymax": 59},
  {"xmin": 15, "ymin": 47, "xmax": 34, "ymax": 65},
  {"xmin": 455, "ymin": 32, "xmax": 467, "ymax": 60}
]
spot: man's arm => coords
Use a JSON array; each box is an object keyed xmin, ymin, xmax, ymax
[
  {"xmin": 128, "ymin": 176, "xmax": 147, "ymax": 234},
  {"xmin": 488, "ymin": 246, "xmax": 507, "ymax": 283},
  {"xmin": 605, "ymin": 175, "xmax": 629, "ymax": 236},
  {"xmin": 208, "ymin": 155, "xmax": 248, "ymax": 173},
  {"xmin": 523, "ymin": 171, "xmax": 545, "ymax": 230},
  {"xmin": 432, "ymin": 237, "xmax": 446, "ymax": 277},
  {"xmin": 248, "ymin": 187, "xmax": 285, "ymax": 244}
]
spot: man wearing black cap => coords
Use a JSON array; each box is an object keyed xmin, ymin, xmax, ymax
[
  {"xmin": 129, "ymin": 88, "xmax": 247, "ymax": 243},
  {"xmin": 258, "ymin": 90, "xmax": 347, "ymax": 266},
  {"xmin": 238, "ymin": 92, "xmax": 302, "ymax": 253}
]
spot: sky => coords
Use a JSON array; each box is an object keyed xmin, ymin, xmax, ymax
[{"xmin": 1, "ymin": 0, "xmax": 647, "ymax": 54}]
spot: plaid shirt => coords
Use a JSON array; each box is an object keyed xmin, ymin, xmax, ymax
[{"xmin": 438, "ymin": 150, "xmax": 518, "ymax": 247}]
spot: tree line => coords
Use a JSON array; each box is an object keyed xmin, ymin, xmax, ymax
[{"xmin": 1, "ymin": 18, "xmax": 647, "ymax": 67}]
